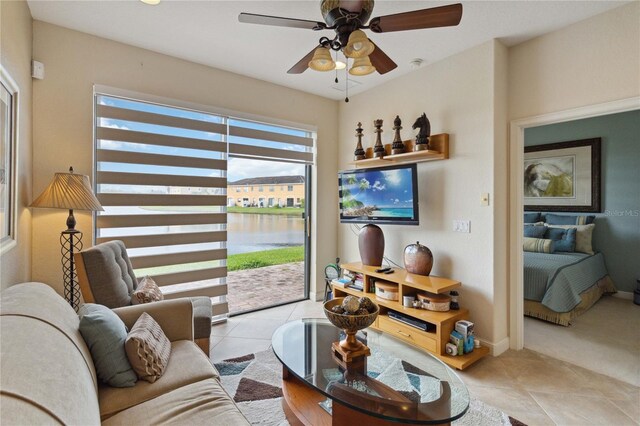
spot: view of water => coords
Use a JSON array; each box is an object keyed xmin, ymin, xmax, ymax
[{"xmin": 227, "ymin": 213, "xmax": 304, "ymax": 255}]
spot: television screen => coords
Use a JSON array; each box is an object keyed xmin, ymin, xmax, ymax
[{"xmin": 338, "ymin": 163, "xmax": 419, "ymax": 225}]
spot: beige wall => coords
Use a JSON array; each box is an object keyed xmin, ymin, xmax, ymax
[
  {"xmin": 338, "ymin": 40, "xmax": 509, "ymax": 348},
  {"xmin": 32, "ymin": 21, "xmax": 338, "ymax": 299},
  {"xmin": 509, "ymin": 2, "xmax": 640, "ymax": 120},
  {"xmin": 0, "ymin": 0, "xmax": 33, "ymax": 289}
]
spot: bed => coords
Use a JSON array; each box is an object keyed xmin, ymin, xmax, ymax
[{"xmin": 523, "ymin": 251, "xmax": 616, "ymax": 326}]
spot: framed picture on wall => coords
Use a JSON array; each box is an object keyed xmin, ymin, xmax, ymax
[
  {"xmin": 524, "ymin": 138, "xmax": 601, "ymax": 213},
  {"xmin": 1, "ymin": 66, "xmax": 19, "ymax": 254}
]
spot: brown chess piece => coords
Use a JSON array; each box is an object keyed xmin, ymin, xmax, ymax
[
  {"xmin": 354, "ymin": 122, "xmax": 365, "ymax": 160},
  {"xmin": 391, "ymin": 115, "xmax": 405, "ymax": 155},
  {"xmin": 373, "ymin": 119, "xmax": 385, "ymax": 159}
]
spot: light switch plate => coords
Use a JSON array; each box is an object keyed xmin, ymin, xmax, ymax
[{"xmin": 453, "ymin": 220, "xmax": 471, "ymax": 233}]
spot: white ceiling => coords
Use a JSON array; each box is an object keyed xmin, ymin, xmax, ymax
[{"xmin": 27, "ymin": 0, "xmax": 628, "ymax": 100}]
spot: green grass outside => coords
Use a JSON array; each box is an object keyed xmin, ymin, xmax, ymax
[{"xmin": 134, "ymin": 245, "xmax": 304, "ymax": 276}]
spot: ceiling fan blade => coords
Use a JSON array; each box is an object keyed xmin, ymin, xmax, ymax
[
  {"xmin": 369, "ymin": 42, "xmax": 397, "ymax": 75},
  {"xmin": 368, "ymin": 3, "xmax": 462, "ymax": 33},
  {"xmin": 287, "ymin": 47, "xmax": 319, "ymax": 74},
  {"xmin": 239, "ymin": 13, "xmax": 326, "ymax": 31}
]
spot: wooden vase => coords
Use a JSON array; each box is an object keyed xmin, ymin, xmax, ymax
[{"xmin": 358, "ymin": 224, "xmax": 384, "ymax": 267}]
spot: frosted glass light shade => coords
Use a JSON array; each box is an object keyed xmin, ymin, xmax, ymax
[
  {"xmin": 344, "ymin": 30, "xmax": 375, "ymax": 58},
  {"xmin": 349, "ymin": 56, "xmax": 376, "ymax": 76},
  {"xmin": 30, "ymin": 170, "xmax": 103, "ymax": 211},
  {"xmin": 309, "ymin": 47, "xmax": 336, "ymax": 71}
]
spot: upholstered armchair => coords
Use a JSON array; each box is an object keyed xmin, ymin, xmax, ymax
[{"xmin": 74, "ymin": 240, "xmax": 212, "ymax": 356}]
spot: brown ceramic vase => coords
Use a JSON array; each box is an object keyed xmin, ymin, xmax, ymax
[
  {"xmin": 403, "ymin": 241, "xmax": 433, "ymax": 276},
  {"xmin": 358, "ymin": 224, "xmax": 384, "ymax": 267}
]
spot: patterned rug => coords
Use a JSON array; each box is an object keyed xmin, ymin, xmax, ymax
[{"xmin": 214, "ymin": 349, "xmax": 526, "ymax": 426}]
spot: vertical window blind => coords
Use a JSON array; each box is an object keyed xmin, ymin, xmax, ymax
[
  {"xmin": 94, "ymin": 94, "xmax": 228, "ymax": 316},
  {"xmin": 94, "ymin": 89, "xmax": 315, "ymax": 319}
]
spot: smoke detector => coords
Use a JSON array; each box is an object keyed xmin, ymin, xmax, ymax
[{"xmin": 410, "ymin": 58, "xmax": 424, "ymax": 69}]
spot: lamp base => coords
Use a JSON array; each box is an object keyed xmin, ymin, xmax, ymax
[{"xmin": 61, "ymin": 229, "xmax": 83, "ymax": 311}]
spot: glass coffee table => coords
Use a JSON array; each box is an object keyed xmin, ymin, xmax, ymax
[{"xmin": 272, "ymin": 319, "xmax": 469, "ymax": 425}]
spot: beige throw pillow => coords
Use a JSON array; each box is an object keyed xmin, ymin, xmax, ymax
[
  {"xmin": 523, "ymin": 237, "xmax": 555, "ymax": 253},
  {"xmin": 125, "ymin": 312, "xmax": 171, "ymax": 383},
  {"xmin": 547, "ymin": 223, "xmax": 595, "ymax": 255},
  {"xmin": 132, "ymin": 276, "xmax": 164, "ymax": 305}
]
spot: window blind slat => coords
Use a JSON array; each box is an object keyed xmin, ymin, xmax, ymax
[
  {"xmin": 97, "ymin": 105, "xmax": 227, "ymax": 134},
  {"xmin": 129, "ymin": 248, "xmax": 227, "ymax": 269},
  {"xmin": 97, "ymin": 127, "xmax": 226, "ymax": 153},
  {"xmin": 228, "ymin": 143, "xmax": 313, "ymax": 163},
  {"xmin": 97, "ymin": 213, "xmax": 226, "ymax": 228},
  {"xmin": 97, "ymin": 149, "xmax": 227, "ymax": 170},
  {"xmin": 152, "ymin": 268, "xmax": 227, "ymax": 287},
  {"xmin": 96, "ymin": 231, "xmax": 227, "ymax": 248},
  {"xmin": 97, "ymin": 193, "xmax": 226, "ymax": 207},
  {"xmin": 97, "ymin": 171, "xmax": 227, "ymax": 188},
  {"xmin": 163, "ymin": 285, "xmax": 228, "ymax": 299},
  {"xmin": 229, "ymin": 125, "xmax": 313, "ymax": 147},
  {"xmin": 211, "ymin": 301, "xmax": 229, "ymax": 316}
]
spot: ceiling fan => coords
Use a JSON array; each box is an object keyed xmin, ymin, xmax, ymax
[{"xmin": 238, "ymin": 1, "xmax": 463, "ymax": 76}]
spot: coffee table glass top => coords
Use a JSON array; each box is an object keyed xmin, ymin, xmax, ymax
[{"xmin": 272, "ymin": 319, "xmax": 470, "ymax": 424}]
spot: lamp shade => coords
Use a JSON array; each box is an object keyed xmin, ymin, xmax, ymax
[
  {"xmin": 349, "ymin": 56, "xmax": 376, "ymax": 76},
  {"xmin": 309, "ymin": 47, "xmax": 336, "ymax": 71},
  {"xmin": 30, "ymin": 169, "xmax": 103, "ymax": 211},
  {"xmin": 343, "ymin": 30, "xmax": 375, "ymax": 58}
]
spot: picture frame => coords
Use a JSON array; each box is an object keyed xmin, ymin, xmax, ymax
[
  {"xmin": 1, "ymin": 66, "xmax": 19, "ymax": 254},
  {"xmin": 524, "ymin": 138, "xmax": 601, "ymax": 213}
]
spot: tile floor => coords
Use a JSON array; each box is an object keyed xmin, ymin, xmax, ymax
[{"xmin": 211, "ymin": 299, "xmax": 640, "ymax": 425}]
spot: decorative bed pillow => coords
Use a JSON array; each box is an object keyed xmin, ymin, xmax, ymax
[
  {"xmin": 125, "ymin": 312, "xmax": 171, "ymax": 383},
  {"xmin": 547, "ymin": 223, "xmax": 595, "ymax": 254},
  {"xmin": 545, "ymin": 213, "xmax": 595, "ymax": 225},
  {"xmin": 524, "ymin": 212, "xmax": 541, "ymax": 224},
  {"xmin": 132, "ymin": 276, "xmax": 164, "ymax": 305},
  {"xmin": 544, "ymin": 227, "xmax": 577, "ymax": 252},
  {"xmin": 524, "ymin": 224, "xmax": 547, "ymax": 238},
  {"xmin": 78, "ymin": 304, "xmax": 138, "ymax": 388},
  {"xmin": 523, "ymin": 237, "xmax": 555, "ymax": 253}
]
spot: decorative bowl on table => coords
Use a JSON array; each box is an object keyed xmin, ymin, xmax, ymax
[{"xmin": 323, "ymin": 296, "xmax": 379, "ymax": 352}]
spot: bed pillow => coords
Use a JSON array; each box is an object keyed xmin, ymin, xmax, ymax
[
  {"xmin": 524, "ymin": 224, "xmax": 547, "ymax": 238},
  {"xmin": 523, "ymin": 237, "xmax": 555, "ymax": 253},
  {"xmin": 544, "ymin": 227, "xmax": 577, "ymax": 252},
  {"xmin": 545, "ymin": 213, "xmax": 595, "ymax": 225},
  {"xmin": 524, "ymin": 212, "xmax": 541, "ymax": 224},
  {"xmin": 547, "ymin": 223, "xmax": 595, "ymax": 254}
]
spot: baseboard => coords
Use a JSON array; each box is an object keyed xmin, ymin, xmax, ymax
[
  {"xmin": 478, "ymin": 336, "xmax": 509, "ymax": 356},
  {"xmin": 612, "ymin": 291, "xmax": 634, "ymax": 301}
]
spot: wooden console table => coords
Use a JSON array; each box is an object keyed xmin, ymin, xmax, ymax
[{"xmin": 334, "ymin": 262, "xmax": 489, "ymax": 370}]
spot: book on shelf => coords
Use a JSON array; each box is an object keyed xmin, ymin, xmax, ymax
[
  {"xmin": 331, "ymin": 277, "xmax": 353, "ymax": 288},
  {"xmin": 349, "ymin": 281, "xmax": 364, "ymax": 291}
]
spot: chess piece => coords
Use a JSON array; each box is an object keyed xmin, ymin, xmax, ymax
[
  {"xmin": 373, "ymin": 119, "xmax": 385, "ymax": 158},
  {"xmin": 354, "ymin": 122, "xmax": 365, "ymax": 160},
  {"xmin": 391, "ymin": 115, "xmax": 405, "ymax": 155},
  {"xmin": 412, "ymin": 113, "xmax": 431, "ymax": 151}
]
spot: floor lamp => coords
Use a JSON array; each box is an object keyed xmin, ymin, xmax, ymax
[{"xmin": 30, "ymin": 167, "xmax": 103, "ymax": 311}]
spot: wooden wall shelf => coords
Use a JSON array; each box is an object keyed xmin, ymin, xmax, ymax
[
  {"xmin": 334, "ymin": 262, "xmax": 489, "ymax": 370},
  {"xmin": 349, "ymin": 133, "xmax": 449, "ymax": 168}
]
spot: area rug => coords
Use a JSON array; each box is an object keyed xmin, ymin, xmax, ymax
[{"xmin": 214, "ymin": 349, "xmax": 526, "ymax": 426}]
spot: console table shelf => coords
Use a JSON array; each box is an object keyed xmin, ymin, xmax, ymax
[
  {"xmin": 349, "ymin": 133, "xmax": 449, "ymax": 168},
  {"xmin": 334, "ymin": 262, "xmax": 489, "ymax": 370}
]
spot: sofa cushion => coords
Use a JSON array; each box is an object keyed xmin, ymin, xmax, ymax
[
  {"xmin": 1, "ymin": 283, "xmax": 101, "ymax": 426},
  {"xmin": 99, "ymin": 340, "xmax": 219, "ymax": 420},
  {"xmin": 102, "ymin": 379, "xmax": 250, "ymax": 426},
  {"xmin": 79, "ymin": 304, "xmax": 138, "ymax": 388},
  {"xmin": 125, "ymin": 312, "xmax": 171, "ymax": 383},
  {"xmin": 131, "ymin": 276, "xmax": 163, "ymax": 305}
]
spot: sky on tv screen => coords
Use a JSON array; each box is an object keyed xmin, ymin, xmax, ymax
[{"xmin": 341, "ymin": 168, "xmax": 414, "ymax": 218}]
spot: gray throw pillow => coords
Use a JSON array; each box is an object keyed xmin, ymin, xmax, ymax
[{"xmin": 78, "ymin": 304, "xmax": 138, "ymax": 387}]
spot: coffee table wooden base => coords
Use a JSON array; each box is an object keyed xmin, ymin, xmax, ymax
[{"xmin": 281, "ymin": 366, "xmax": 451, "ymax": 426}]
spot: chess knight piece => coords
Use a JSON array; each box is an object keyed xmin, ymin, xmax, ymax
[
  {"xmin": 391, "ymin": 115, "xmax": 405, "ymax": 155},
  {"xmin": 373, "ymin": 119, "xmax": 385, "ymax": 159},
  {"xmin": 354, "ymin": 122, "xmax": 365, "ymax": 161},
  {"xmin": 412, "ymin": 113, "xmax": 431, "ymax": 151}
]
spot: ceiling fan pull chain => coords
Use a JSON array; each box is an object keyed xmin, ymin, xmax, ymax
[
  {"xmin": 335, "ymin": 51, "xmax": 339, "ymax": 83},
  {"xmin": 345, "ymin": 58, "xmax": 349, "ymax": 103}
]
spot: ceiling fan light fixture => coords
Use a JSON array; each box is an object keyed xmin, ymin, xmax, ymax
[
  {"xmin": 335, "ymin": 60, "xmax": 346, "ymax": 70},
  {"xmin": 349, "ymin": 56, "xmax": 376, "ymax": 76},
  {"xmin": 309, "ymin": 47, "xmax": 336, "ymax": 71},
  {"xmin": 140, "ymin": 0, "xmax": 161, "ymax": 5},
  {"xmin": 344, "ymin": 30, "xmax": 375, "ymax": 58}
]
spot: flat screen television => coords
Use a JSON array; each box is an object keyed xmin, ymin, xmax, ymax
[{"xmin": 338, "ymin": 163, "xmax": 419, "ymax": 225}]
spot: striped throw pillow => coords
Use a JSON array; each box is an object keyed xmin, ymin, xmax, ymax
[
  {"xmin": 523, "ymin": 237, "xmax": 555, "ymax": 253},
  {"xmin": 132, "ymin": 276, "xmax": 164, "ymax": 305},
  {"xmin": 125, "ymin": 312, "xmax": 171, "ymax": 383}
]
